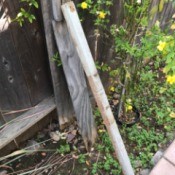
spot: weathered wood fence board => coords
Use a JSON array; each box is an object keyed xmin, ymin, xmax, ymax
[
  {"xmin": 8, "ymin": 0, "xmax": 52, "ymax": 106},
  {"xmin": 53, "ymin": 20, "xmax": 96, "ymax": 149},
  {"xmin": 0, "ymin": 110, "xmax": 5, "ymax": 126},
  {"xmin": 40, "ymin": 0, "xmax": 74, "ymax": 126},
  {"xmin": 10, "ymin": 22, "xmax": 52, "ymax": 106},
  {"xmin": 0, "ymin": 30, "xmax": 32, "ymax": 121}
]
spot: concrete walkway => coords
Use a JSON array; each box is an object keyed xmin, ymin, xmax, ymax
[{"xmin": 150, "ymin": 140, "xmax": 175, "ymax": 175}]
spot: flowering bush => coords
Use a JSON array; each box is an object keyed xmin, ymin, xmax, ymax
[{"xmin": 78, "ymin": 0, "xmax": 112, "ymax": 28}]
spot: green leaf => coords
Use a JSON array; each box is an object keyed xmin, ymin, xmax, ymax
[
  {"xmin": 28, "ymin": 16, "xmax": 33, "ymax": 23},
  {"xmin": 30, "ymin": 14, "xmax": 36, "ymax": 20},
  {"xmin": 17, "ymin": 12, "xmax": 23, "ymax": 18},
  {"xmin": 33, "ymin": 1, "xmax": 39, "ymax": 8},
  {"xmin": 19, "ymin": 21, "xmax": 23, "ymax": 27},
  {"xmin": 20, "ymin": 8, "xmax": 26, "ymax": 13}
]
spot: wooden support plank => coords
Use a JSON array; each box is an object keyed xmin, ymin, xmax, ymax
[
  {"xmin": 52, "ymin": 20, "xmax": 97, "ymax": 150},
  {"xmin": 0, "ymin": 110, "xmax": 57, "ymax": 157},
  {"xmin": 40, "ymin": 0, "xmax": 74, "ymax": 126},
  {"xmin": 0, "ymin": 96, "xmax": 56, "ymax": 150},
  {"xmin": 61, "ymin": 2, "xmax": 134, "ymax": 175},
  {"xmin": 51, "ymin": 0, "xmax": 62, "ymax": 21}
]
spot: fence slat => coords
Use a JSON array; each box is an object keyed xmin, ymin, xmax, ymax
[
  {"xmin": 53, "ymin": 20, "xmax": 96, "ymax": 149},
  {"xmin": 61, "ymin": 2, "xmax": 134, "ymax": 175},
  {"xmin": 40, "ymin": 0, "xmax": 74, "ymax": 126},
  {"xmin": 0, "ymin": 30, "xmax": 31, "ymax": 121},
  {"xmin": 0, "ymin": 110, "xmax": 5, "ymax": 127}
]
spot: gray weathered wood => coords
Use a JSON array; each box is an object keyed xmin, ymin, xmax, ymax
[
  {"xmin": 40, "ymin": 0, "xmax": 74, "ymax": 126},
  {"xmin": 61, "ymin": 2, "xmax": 134, "ymax": 174},
  {"xmin": 53, "ymin": 20, "xmax": 97, "ymax": 149},
  {"xmin": 149, "ymin": 0, "xmax": 175, "ymax": 28},
  {"xmin": 0, "ymin": 18, "xmax": 9, "ymax": 32},
  {"xmin": 0, "ymin": 96, "xmax": 56, "ymax": 150},
  {"xmin": 51, "ymin": 0, "xmax": 63, "ymax": 21},
  {"xmin": 7, "ymin": 0, "xmax": 52, "ymax": 105},
  {"xmin": 0, "ymin": 110, "xmax": 57, "ymax": 157},
  {"xmin": 0, "ymin": 110, "xmax": 5, "ymax": 127},
  {"xmin": 0, "ymin": 0, "xmax": 53, "ymax": 122},
  {"xmin": 0, "ymin": 30, "xmax": 32, "ymax": 121}
]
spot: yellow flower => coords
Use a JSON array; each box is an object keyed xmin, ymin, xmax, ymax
[
  {"xmin": 98, "ymin": 129, "xmax": 105, "ymax": 133},
  {"xmin": 170, "ymin": 112, "xmax": 175, "ymax": 118},
  {"xmin": 126, "ymin": 105, "xmax": 133, "ymax": 111},
  {"xmin": 98, "ymin": 11, "xmax": 106, "ymax": 19},
  {"xmin": 171, "ymin": 23, "xmax": 175, "ymax": 30},
  {"xmin": 157, "ymin": 41, "xmax": 166, "ymax": 51},
  {"xmin": 110, "ymin": 86, "xmax": 115, "ymax": 92},
  {"xmin": 81, "ymin": 2, "xmax": 88, "ymax": 9},
  {"xmin": 166, "ymin": 75, "xmax": 175, "ymax": 85}
]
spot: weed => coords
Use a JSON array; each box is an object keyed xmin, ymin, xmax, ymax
[
  {"xmin": 78, "ymin": 154, "xmax": 86, "ymax": 164},
  {"xmin": 57, "ymin": 144, "xmax": 70, "ymax": 155}
]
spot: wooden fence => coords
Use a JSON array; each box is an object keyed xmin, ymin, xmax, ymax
[
  {"xmin": 0, "ymin": 0, "xmax": 76, "ymax": 154},
  {"xmin": 0, "ymin": 0, "xmax": 96, "ymax": 153},
  {"xmin": 0, "ymin": 0, "xmax": 53, "ymax": 124}
]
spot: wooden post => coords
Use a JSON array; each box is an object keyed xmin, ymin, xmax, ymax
[{"xmin": 61, "ymin": 2, "xmax": 134, "ymax": 175}]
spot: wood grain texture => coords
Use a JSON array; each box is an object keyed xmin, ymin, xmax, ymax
[
  {"xmin": 149, "ymin": 0, "xmax": 175, "ymax": 28},
  {"xmin": 51, "ymin": 0, "xmax": 63, "ymax": 21},
  {"xmin": 0, "ymin": 0, "xmax": 10, "ymax": 32},
  {"xmin": 0, "ymin": 110, "xmax": 5, "ymax": 127},
  {"xmin": 0, "ymin": 30, "xmax": 32, "ymax": 121},
  {"xmin": 40, "ymin": 0, "xmax": 74, "ymax": 126},
  {"xmin": 6, "ymin": 0, "xmax": 52, "ymax": 106},
  {"xmin": 0, "ymin": 96, "xmax": 55, "ymax": 150},
  {"xmin": 0, "ymin": 110, "xmax": 57, "ymax": 157},
  {"xmin": 0, "ymin": 0, "xmax": 54, "ymax": 122},
  {"xmin": 53, "ymin": 20, "xmax": 97, "ymax": 149},
  {"xmin": 61, "ymin": 2, "xmax": 134, "ymax": 174}
]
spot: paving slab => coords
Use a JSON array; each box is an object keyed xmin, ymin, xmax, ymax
[
  {"xmin": 163, "ymin": 140, "xmax": 175, "ymax": 164},
  {"xmin": 150, "ymin": 140, "xmax": 175, "ymax": 175},
  {"xmin": 150, "ymin": 158, "xmax": 175, "ymax": 175}
]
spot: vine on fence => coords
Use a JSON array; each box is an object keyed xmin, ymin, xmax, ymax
[{"xmin": 15, "ymin": 0, "xmax": 38, "ymax": 26}]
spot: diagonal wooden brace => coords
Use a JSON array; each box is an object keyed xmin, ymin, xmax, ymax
[{"xmin": 61, "ymin": 2, "xmax": 134, "ymax": 175}]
